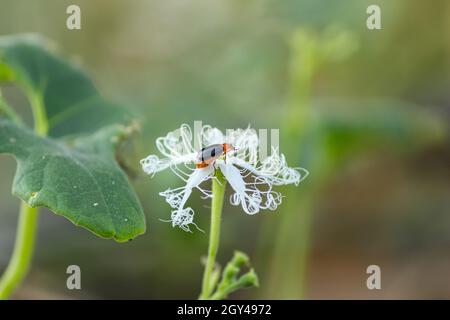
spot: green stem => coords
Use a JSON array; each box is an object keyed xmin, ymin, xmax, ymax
[
  {"xmin": 0, "ymin": 90, "xmax": 22, "ymax": 124},
  {"xmin": 259, "ymin": 29, "xmax": 316, "ymax": 299},
  {"xmin": 0, "ymin": 87, "xmax": 46, "ymax": 299},
  {"xmin": 267, "ymin": 188, "xmax": 314, "ymax": 298},
  {"xmin": 0, "ymin": 203, "xmax": 39, "ymax": 299},
  {"xmin": 199, "ymin": 171, "xmax": 227, "ymax": 300},
  {"xmin": 28, "ymin": 90, "xmax": 48, "ymax": 136}
]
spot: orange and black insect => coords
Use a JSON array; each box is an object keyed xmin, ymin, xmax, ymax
[{"xmin": 196, "ymin": 143, "xmax": 234, "ymax": 168}]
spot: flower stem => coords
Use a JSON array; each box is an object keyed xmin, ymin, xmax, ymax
[
  {"xmin": 199, "ymin": 171, "xmax": 227, "ymax": 300},
  {"xmin": 0, "ymin": 202, "xmax": 39, "ymax": 299}
]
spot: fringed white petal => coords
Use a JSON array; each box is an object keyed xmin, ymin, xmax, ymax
[
  {"xmin": 200, "ymin": 125, "xmax": 224, "ymax": 146},
  {"xmin": 160, "ymin": 165, "xmax": 214, "ymax": 209},
  {"xmin": 217, "ymin": 159, "xmax": 287, "ymax": 214},
  {"xmin": 169, "ymin": 207, "xmax": 196, "ymax": 232},
  {"xmin": 218, "ymin": 163, "xmax": 261, "ymax": 215},
  {"xmin": 259, "ymin": 152, "xmax": 309, "ymax": 186},
  {"xmin": 159, "ymin": 166, "xmax": 214, "ymax": 231},
  {"xmin": 164, "ymin": 207, "xmax": 204, "ymax": 233},
  {"xmin": 228, "ymin": 153, "xmax": 309, "ymax": 186},
  {"xmin": 141, "ymin": 123, "xmax": 309, "ymax": 232},
  {"xmin": 140, "ymin": 153, "xmax": 197, "ymax": 176},
  {"xmin": 225, "ymin": 127, "xmax": 259, "ymax": 166},
  {"xmin": 156, "ymin": 124, "xmax": 195, "ymax": 158}
]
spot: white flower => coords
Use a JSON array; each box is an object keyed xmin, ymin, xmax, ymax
[{"xmin": 140, "ymin": 124, "xmax": 309, "ymax": 232}]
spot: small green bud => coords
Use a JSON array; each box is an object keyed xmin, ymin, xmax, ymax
[
  {"xmin": 224, "ymin": 265, "xmax": 239, "ymax": 281},
  {"xmin": 232, "ymin": 251, "xmax": 249, "ymax": 268},
  {"xmin": 238, "ymin": 268, "xmax": 259, "ymax": 288}
]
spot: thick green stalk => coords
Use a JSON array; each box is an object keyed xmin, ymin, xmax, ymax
[
  {"xmin": 0, "ymin": 203, "xmax": 39, "ymax": 299},
  {"xmin": 267, "ymin": 188, "xmax": 314, "ymax": 298},
  {"xmin": 258, "ymin": 30, "xmax": 316, "ymax": 299},
  {"xmin": 199, "ymin": 171, "xmax": 227, "ymax": 300},
  {"xmin": 0, "ymin": 88, "xmax": 46, "ymax": 299},
  {"xmin": 262, "ymin": 28, "xmax": 356, "ymax": 298}
]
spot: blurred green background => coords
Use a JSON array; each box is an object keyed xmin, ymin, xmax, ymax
[{"xmin": 0, "ymin": 0, "xmax": 449, "ymax": 299}]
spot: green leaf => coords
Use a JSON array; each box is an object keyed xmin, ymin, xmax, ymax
[
  {"xmin": 0, "ymin": 34, "xmax": 146, "ymax": 242},
  {"xmin": 0, "ymin": 34, "xmax": 132, "ymax": 138},
  {"xmin": 0, "ymin": 119, "xmax": 145, "ymax": 241}
]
